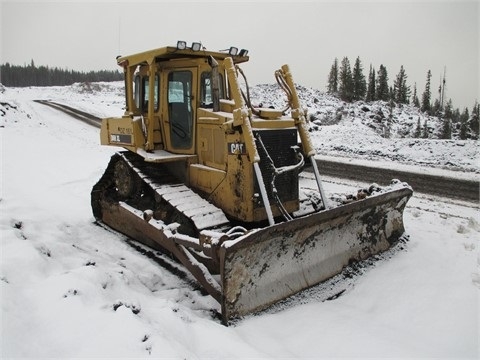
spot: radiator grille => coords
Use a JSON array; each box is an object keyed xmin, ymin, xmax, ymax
[{"xmin": 253, "ymin": 128, "xmax": 299, "ymax": 208}]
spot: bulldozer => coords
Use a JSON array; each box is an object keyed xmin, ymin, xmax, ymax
[{"xmin": 91, "ymin": 41, "xmax": 412, "ymax": 323}]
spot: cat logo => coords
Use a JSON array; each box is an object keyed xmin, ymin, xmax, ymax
[{"xmin": 228, "ymin": 142, "xmax": 246, "ymax": 155}]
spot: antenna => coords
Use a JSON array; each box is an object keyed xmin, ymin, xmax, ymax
[{"xmin": 117, "ymin": 16, "xmax": 121, "ymax": 54}]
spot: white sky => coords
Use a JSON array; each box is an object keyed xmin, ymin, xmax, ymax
[{"xmin": 1, "ymin": 0, "xmax": 478, "ymax": 109}]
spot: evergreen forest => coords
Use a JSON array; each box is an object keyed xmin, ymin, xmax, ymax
[
  {"xmin": 326, "ymin": 56, "xmax": 479, "ymax": 140},
  {"xmin": 0, "ymin": 60, "xmax": 122, "ymax": 87}
]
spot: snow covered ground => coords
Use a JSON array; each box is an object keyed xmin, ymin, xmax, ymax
[{"xmin": 1, "ymin": 83, "xmax": 479, "ymax": 358}]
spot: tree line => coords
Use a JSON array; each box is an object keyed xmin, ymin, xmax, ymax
[
  {"xmin": 327, "ymin": 56, "xmax": 479, "ymax": 140},
  {"xmin": 0, "ymin": 60, "xmax": 123, "ymax": 87}
]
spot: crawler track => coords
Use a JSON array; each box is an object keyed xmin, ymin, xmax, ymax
[{"xmin": 91, "ymin": 151, "xmax": 230, "ymax": 238}]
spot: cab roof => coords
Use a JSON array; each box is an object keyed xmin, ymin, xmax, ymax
[{"xmin": 116, "ymin": 45, "xmax": 249, "ymax": 68}]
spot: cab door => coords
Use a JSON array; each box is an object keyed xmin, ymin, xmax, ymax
[{"xmin": 162, "ymin": 68, "xmax": 197, "ymax": 154}]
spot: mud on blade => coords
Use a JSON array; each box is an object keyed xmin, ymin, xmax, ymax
[{"xmin": 220, "ymin": 185, "xmax": 412, "ymax": 322}]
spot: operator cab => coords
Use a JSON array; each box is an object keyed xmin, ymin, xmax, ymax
[{"xmin": 120, "ymin": 41, "xmax": 248, "ymax": 155}]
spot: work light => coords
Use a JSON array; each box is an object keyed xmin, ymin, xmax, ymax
[
  {"xmin": 191, "ymin": 42, "xmax": 202, "ymax": 51},
  {"xmin": 176, "ymin": 41, "xmax": 187, "ymax": 50}
]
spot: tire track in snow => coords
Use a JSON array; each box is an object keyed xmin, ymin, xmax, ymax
[
  {"xmin": 34, "ymin": 100, "xmax": 101, "ymax": 128},
  {"xmin": 310, "ymin": 159, "xmax": 478, "ymax": 202}
]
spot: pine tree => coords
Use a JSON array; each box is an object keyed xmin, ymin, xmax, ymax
[
  {"xmin": 383, "ymin": 99, "xmax": 394, "ymax": 138},
  {"xmin": 414, "ymin": 117, "xmax": 422, "ymax": 138},
  {"xmin": 452, "ymin": 107, "xmax": 461, "ymax": 124},
  {"xmin": 421, "ymin": 70, "xmax": 432, "ymax": 113},
  {"xmin": 376, "ymin": 65, "xmax": 389, "ymax": 101},
  {"xmin": 444, "ymin": 99, "xmax": 453, "ymax": 120},
  {"xmin": 422, "ymin": 119, "xmax": 429, "ymax": 138},
  {"xmin": 327, "ymin": 58, "xmax": 339, "ymax": 94},
  {"xmin": 439, "ymin": 70, "xmax": 447, "ymax": 111},
  {"xmin": 459, "ymin": 107, "xmax": 469, "ymax": 140},
  {"xmin": 468, "ymin": 101, "xmax": 479, "ymax": 139},
  {"xmin": 352, "ymin": 56, "xmax": 366, "ymax": 101},
  {"xmin": 440, "ymin": 98, "xmax": 453, "ymax": 139},
  {"xmin": 392, "ymin": 65, "xmax": 411, "ymax": 104},
  {"xmin": 432, "ymin": 98, "xmax": 441, "ymax": 116},
  {"xmin": 436, "ymin": 81, "xmax": 444, "ymax": 115},
  {"xmin": 339, "ymin": 57, "xmax": 353, "ymax": 102},
  {"xmin": 412, "ymin": 83, "xmax": 420, "ymax": 107},
  {"xmin": 441, "ymin": 118, "xmax": 451, "ymax": 139},
  {"xmin": 366, "ymin": 65, "xmax": 376, "ymax": 102}
]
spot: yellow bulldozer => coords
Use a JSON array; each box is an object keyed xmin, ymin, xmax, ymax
[{"xmin": 91, "ymin": 41, "xmax": 412, "ymax": 323}]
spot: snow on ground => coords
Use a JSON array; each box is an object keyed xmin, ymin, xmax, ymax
[
  {"xmin": 1, "ymin": 84, "xmax": 479, "ymax": 358},
  {"xmin": 0, "ymin": 82, "xmax": 125, "ymax": 122}
]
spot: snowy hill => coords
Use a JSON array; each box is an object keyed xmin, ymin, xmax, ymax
[
  {"xmin": 1, "ymin": 83, "xmax": 479, "ymax": 358},
  {"xmin": 252, "ymin": 83, "xmax": 448, "ymax": 139},
  {"xmin": 251, "ymin": 83, "xmax": 479, "ymax": 174}
]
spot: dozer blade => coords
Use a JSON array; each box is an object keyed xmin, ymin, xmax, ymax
[{"xmin": 220, "ymin": 185, "xmax": 412, "ymax": 322}]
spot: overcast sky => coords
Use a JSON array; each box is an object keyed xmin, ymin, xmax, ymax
[{"xmin": 1, "ymin": 0, "xmax": 478, "ymax": 109}]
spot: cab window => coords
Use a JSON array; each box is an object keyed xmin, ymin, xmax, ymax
[
  {"xmin": 200, "ymin": 71, "xmax": 224, "ymax": 108},
  {"xmin": 134, "ymin": 74, "xmax": 159, "ymax": 112},
  {"xmin": 168, "ymin": 71, "xmax": 193, "ymax": 149}
]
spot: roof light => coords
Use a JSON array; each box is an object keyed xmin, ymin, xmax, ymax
[
  {"xmin": 229, "ymin": 46, "xmax": 239, "ymax": 56},
  {"xmin": 191, "ymin": 42, "xmax": 202, "ymax": 51},
  {"xmin": 239, "ymin": 49, "xmax": 249, "ymax": 57},
  {"xmin": 177, "ymin": 41, "xmax": 187, "ymax": 50}
]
